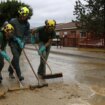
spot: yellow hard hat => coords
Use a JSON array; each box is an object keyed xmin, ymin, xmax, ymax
[
  {"xmin": 45, "ymin": 20, "xmax": 56, "ymax": 27},
  {"xmin": 2, "ymin": 23, "xmax": 14, "ymax": 33},
  {"xmin": 18, "ymin": 7, "xmax": 29, "ymax": 16}
]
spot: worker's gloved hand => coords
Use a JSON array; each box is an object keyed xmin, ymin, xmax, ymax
[
  {"xmin": 31, "ymin": 35, "xmax": 35, "ymax": 44},
  {"xmin": 15, "ymin": 37, "xmax": 24, "ymax": 49},
  {"xmin": 0, "ymin": 51, "xmax": 10, "ymax": 62},
  {"xmin": 38, "ymin": 45, "xmax": 46, "ymax": 55}
]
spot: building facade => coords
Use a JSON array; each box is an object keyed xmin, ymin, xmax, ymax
[{"xmin": 55, "ymin": 22, "xmax": 104, "ymax": 48}]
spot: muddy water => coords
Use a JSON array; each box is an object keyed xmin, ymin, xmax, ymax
[
  {"xmin": 1, "ymin": 48, "xmax": 105, "ymax": 105},
  {"xmin": 74, "ymin": 58, "xmax": 105, "ymax": 104},
  {"xmin": 89, "ymin": 94, "xmax": 105, "ymax": 105},
  {"xmin": 25, "ymin": 49, "xmax": 105, "ymax": 105}
]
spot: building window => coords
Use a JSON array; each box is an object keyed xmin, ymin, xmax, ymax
[
  {"xmin": 80, "ymin": 32, "xmax": 86, "ymax": 38},
  {"xmin": 56, "ymin": 32, "xmax": 60, "ymax": 35},
  {"xmin": 64, "ymin": 32, "xmax": 67, "ymax": 35}
]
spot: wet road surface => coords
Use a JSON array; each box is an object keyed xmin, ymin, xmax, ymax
[
  {"xmin": 0, "ymin": 48, "xmax": 105, "ymax": 105},
  {"xmin": 24, "ymin": 49, "xmax": 105, "ymax": 105}
]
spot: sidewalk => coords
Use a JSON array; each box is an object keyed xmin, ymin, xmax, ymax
[{"xmin": 25, "ymin": 45, "xmax": 105, "ymax": 60}]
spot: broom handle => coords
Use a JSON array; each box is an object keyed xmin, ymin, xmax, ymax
[
  {"xmin": 8, "ymin": 61, "xmax": 23, "ymax": 87},
  {"xmin": 34, "ymin": 44, "xmax": 52, "ymax": 74},
  {"xmin": 22, "ymin": 49, "xmax": 40, "ymax": 85}
]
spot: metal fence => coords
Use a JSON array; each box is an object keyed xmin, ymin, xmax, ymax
[{"xmin": 59, "ymin": 36, "xmax": 105, "ymax": 48}]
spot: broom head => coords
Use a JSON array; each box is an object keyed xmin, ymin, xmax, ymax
[{"xmin": 42, "ymin": 73, "xmax": 63, "ymax": 79}]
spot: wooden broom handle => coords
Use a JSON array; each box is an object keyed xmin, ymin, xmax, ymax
[
  {"xmin": 34, "ymin": 44, "xmax": 52, "ymax": 74},
  {"xmin": 23, "ymin": 49, "xmax": 40, "ymax": 85},
  {"xmin": 8, "ymin": 61, "xmax": 23, "ymax": 87}
]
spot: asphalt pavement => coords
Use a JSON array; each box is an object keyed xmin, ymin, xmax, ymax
[{"xmin": 25, "ymin": 44, "xmax": 105, "ymax": 60}]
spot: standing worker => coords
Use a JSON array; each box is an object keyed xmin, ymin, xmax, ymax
[
  {"xmin": 8, "ymin": 6, "xmax": 31, "ymax": 81},
  {"xmin": 31, "ymin": 19, "xmax": 56, "ymax": 86},
  {"xmin": 0, "ymin": 23, "xmax": 14, "ymax": 83}
]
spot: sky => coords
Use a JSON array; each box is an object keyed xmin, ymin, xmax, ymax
[{"xmin": 20, "ymin": 0, "xmax": 79, "ymax": 27}]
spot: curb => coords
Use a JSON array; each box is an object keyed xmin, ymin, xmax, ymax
[
  {"xmin": 25, "ymin": 47, "xmax": 105, "ymax": 61},
  {"xmin": 50, "ymin": 50, "xmax": 105, "ymax": 61}
]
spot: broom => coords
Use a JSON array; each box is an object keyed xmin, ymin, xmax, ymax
[
  {"xmin": 8, "ymin": 61, "xmax": 29, "ymax": 91},
  {"xmin": 23, "ymin": 49, "xmax": 48, "ymax": 89},
  {"xmin": 34, "ymin": 44, "xmax": 63, "ymax": 79}
]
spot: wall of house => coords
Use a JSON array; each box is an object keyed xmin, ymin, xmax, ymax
[
  {"xmin": 56, "ymin": 29, "xmax": 81, "ymax": 47},
  {"xmin": 55, "ymin": 27, "xmax": 105, "ymax": 48}
]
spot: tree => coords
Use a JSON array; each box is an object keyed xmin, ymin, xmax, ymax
[
  {"xmin": 73, "ymin": 0, "xmax": 105, "ymax": 35},
  {"xmin": 0, "ymin": 0, "xmax": 33, "ymax": 27}
]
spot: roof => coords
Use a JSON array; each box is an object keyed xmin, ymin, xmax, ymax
[{"xmin": 56, "ymin": 22, "xmax": 77, "ymax": 31}]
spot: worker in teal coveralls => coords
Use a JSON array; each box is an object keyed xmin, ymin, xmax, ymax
[
  {"xmin": 0, "ymin": 23, "xmax": 14, "ymax": 83},
  {"xmin": 31, "ymin": 20, "xmax": 56, "ymax": 86},
  {"xmin": 8, "ymin": 7, "xmax": 31, "ymax": 81}
]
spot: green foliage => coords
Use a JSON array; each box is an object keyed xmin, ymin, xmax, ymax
[
  {"xmin": 73, "ymin": 0, "xmax": 105, "ymax": 35},
  {"xmin": 0, "ymin": 0, "xmax": 33, "ymax": 27}
]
